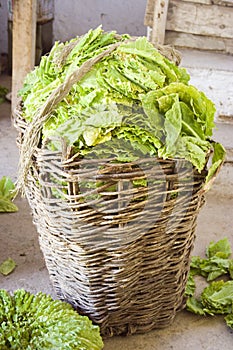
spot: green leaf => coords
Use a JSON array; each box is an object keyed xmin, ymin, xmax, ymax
[
  {"xmin": 0, "ymin": 176, "xmax": 16, "ymax": 200},
  {"xmin": 156, "ymin": 82, "xmax": 216, "ymax": 137},
  {"xmin": 19, "ymin": 27, "xmax": 224, "ymax": 178},
  {"xmin": 186, "ymin": 238, "xmax": 233, "ymax": 321},
  {"xmin": 118, "ymin": 37, "xmax": 190, "ymax": 84},
  {"xmin": 190, "ymin": 238, "xmax": 232, "ymax": 282},
  {"xmin": 229, "ymin": 260, "xmax": 233, "ymax": 279},
  {"xmin": 0, "ymin": 289, "xmax": 104, "ymax": 349},
  {"xmin": 0, "ymin": 196, "xmax": 18, "ymax": 213},
  {"xmin": 115, "ymin": 125, "xmax": 161, "ymax": 155},
  {"xmin": 180, "ymin": 136, "xmax": 210, "ymax": 172},
  {"xmin": 205, "ymin": 142, "xmax": 226, "ymax": 188},
  {"xmin": 164, "ymin": 97, "xmax": 182, "ymax": 154},
  {"xmin": 201, "ymin": 280, "xmax": 233, "ymax": 315},
  {"xmin": 83, "ymin": 126, "xmax": 101, "ymax": 146},
  {"xmin": 85, "ymin": 103, "xmax": 123, "ymax": 128},
  {"xmin": 203, "ymin": 257, "xmax": 230, "ymax": 280},
  {"xmin": 207, "ymin": 237, "xmax": 232, "ymax": 259},
  {"xmin": 185, "ymin": 274, "xmax": 196, "ymax": 297},
  {"xmin": 0, "ymin": 85, "xmax": 9, "ymax": 104},
  {"xmin": 180, "ymin": 102, "xmax": 205, "ymax": 140},
  {"xmin": 225, "ymin": 314, "xmax": 233, "ymax": 329},
  {"xmin": 0, "ymin": 177, "xmax": 18, "ymax": 212},
  {"xmin": 0, "ymin": 258, "xmax": 16, "ymax": 275},
  {"xmin": 186, "ymin": 296, "xmax": 206, "ymax": 315},
  {"xmin": 190, "ymin": 256, "xmax": 208, "ymax": 277},
  {"xmin": 50, "ymin": 118, "xmax": 83, "ymax": 148},
  {"xmin": 140, "ymin": 91, "xmax": 164, "ymax": 132}
]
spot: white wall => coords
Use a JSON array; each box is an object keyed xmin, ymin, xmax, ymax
[
  {"xmin": 53, "ymin": 0, "xmax": 147, "ymax": 42},
  {"xmin": 0, "ymin": 0, "xmax": 147, "ymax": 56}
]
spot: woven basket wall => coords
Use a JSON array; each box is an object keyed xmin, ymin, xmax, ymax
[{"xmin": 14, "ymin": 106, "xmax": 206, "ymax": 337}]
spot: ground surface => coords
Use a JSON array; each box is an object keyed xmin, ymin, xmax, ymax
[{"xmin": 1, "ymin": 52, "xmax": 233, "ymax": 349}]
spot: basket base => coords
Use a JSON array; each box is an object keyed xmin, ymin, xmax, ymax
[{"xmin": 56, "ymin": 286, "xmax": 187, "ymax": 337}]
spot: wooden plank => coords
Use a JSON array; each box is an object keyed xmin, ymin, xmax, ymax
[
  {"xmin": 151, "ymin": 0, "xmax": 169, "ymax": 44},
  {"xmin": 165, "ymin": 31, "xmax": 233, "ymax": 54},
  {"xmin": 144, "ymin": 0, "xmax": 155, "ymax": 26},
  {"xmin": 172, "ymin": 0, "xmax": 233, "ymax": 6},
  {"xmin": 144, "ymin": 0, "xmax": 213, "ymax": 26},
  {"xmin": 173, "ymin": 0, "xmax": 233, "ymax": 6},
  {"xmin": 212, "ymin": 0, "xmax": 233, "ymax": 6},
  {"xmin": 180, "ymin": 0, "xmax": 233, "ymax": 5},
  {"xmin": 166, "ymin": 1, "xmax": 233, "ymax": 39},
  {"xmin": 180, "ymin": 0, "xmax": 211, "ymax": 4},
  {"xmin": 12, "ymin": 0, "xmax": 37, "ymax": 112}
]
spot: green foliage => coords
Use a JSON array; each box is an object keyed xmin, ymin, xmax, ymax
[
  {"xmin": 0, "ymin": 177, "xmax": 18, "ymax": 213},
  {"xmin": 185, "ymin": 238, "xmax": 233, "ymax": 330},
  {"xmin": 201, "ymin": 280, "xmax": 233, "ymax": 315},
  {"xmin": 0, "ymin": 258, "xmax": 16, "ymax": 276},
  {"xmin": 0, "ymin": 85, "xmax": 9, "ymax": 104},
  {"xmin": 19, "ymin": 27, "xmax": 225, "ymax": 181},
  {"xmin": 0, "ymin": 289, "xmax": 104, "ymax": 349}
]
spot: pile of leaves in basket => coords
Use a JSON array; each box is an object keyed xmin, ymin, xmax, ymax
[{"xmin": 18, "ymin": 26, "xmax": 225, "ymax": 180}]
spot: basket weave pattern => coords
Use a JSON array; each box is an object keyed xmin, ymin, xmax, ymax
[
  {"xmin": 14, "ymin": 110, "xmax": 206, "ymax": 336},
  {"xmin": 13, "ymin": 39, "xmax": 209, "ymax": 335}
]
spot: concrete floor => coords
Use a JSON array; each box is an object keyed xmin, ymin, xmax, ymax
[{"xmin": 1, "ymin": 51, "xmax": 233, "ymax": 349}]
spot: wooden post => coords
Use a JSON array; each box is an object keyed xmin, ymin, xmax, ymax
[
  {"xmin": 12, "ymin": 0, "xmax": 37, "ymax": 112},
  {"xmin": 151, "ymin": 0, "xmax": 169, "ymax": 45}
]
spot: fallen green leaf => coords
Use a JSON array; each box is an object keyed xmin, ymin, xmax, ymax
[
  {"xmin": 0, "ymin": 289, "xmax": 104, "ymax": 349},
  {"xmin": 0, "ymin": 258, "xmax": 16, "ymax": 275},
  {"xmin": 0, "ymin": 85, "xmax": 9, "ymax": 104},
  {"xmin": 0, "ymin": 196, "xmax": 18, "ymax": 212},
  {"xmin": 0, "ymin": 176, "xmax": 16, "ymax": 199},
  {"xmin": 186, "ymin": 296, "xmax": 205, "ymax": 316},
  {"xmin": 189, "ymin": 237, "xmax": 233, "ymax": 281},
  {"xmin": 225, "ymin": 313, "xmax": 233, "ymax": 329},
  {"xmin": 207, "ymin": 237, "xmax": 231, "ymax": 259},
  {"xmin": 201, "ymin": 280, "xmax": 233, "ymax": 315},
  {"xmin": 185, "ymin": 238, "xmax": 233, "ymax": 330},
  {"xmin": 0, "ymin": 176, "xmax": 18, "ymax": 212}
]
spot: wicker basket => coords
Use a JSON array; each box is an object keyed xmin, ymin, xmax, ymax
[
  {"xmin": 14, "ymin": 106, "xmax": 208, "ymax": 337},
  {"xmin": 13, "ymin": 42, "xmax": 215, "ymax": 337}
]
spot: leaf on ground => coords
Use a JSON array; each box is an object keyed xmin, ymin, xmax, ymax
[
  {"xmin": 0, "ymin": 196, "xmax": 18, "ymax": 212},
  {"xmin": 202, "ymin": 280, "xmax": 233, "ymax": 315},
  {"xmin": 206, "ymin": 237, "xmax": 231, "ymax": 259},
  {"xmin": 186, "ymin": 238, "xmax": 233, "ymax": 330},
  {"xmin": 0, "ymin": 176, "xmax": 18, "ymax": 212},
  {"xmin": 225, "ymin": 314, "xmax": 233, "ymax": 329},
  {"xmin": 0, "ymin": 258, "xmax": 16, "ymax": 275},
  {"xmin": 186, "ymin": 296, "xmax": 206, "ymax": 316},
  {"xmin": 0, "ymin": 85, "xmax": 9, "ymax": 104},
  {"xmin": 0, "ymin": 176, "xmax": 16, "ymax": 199}
]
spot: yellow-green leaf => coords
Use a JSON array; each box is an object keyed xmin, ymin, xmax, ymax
[{"xmin": 0, "ymin": 258, "xmax": 16, "ymax": 275}]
